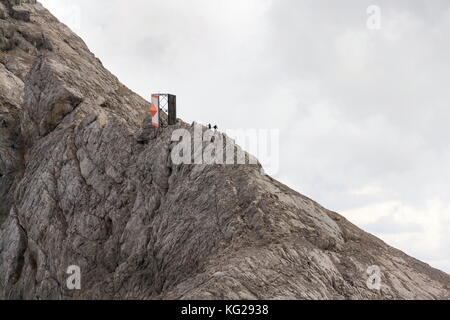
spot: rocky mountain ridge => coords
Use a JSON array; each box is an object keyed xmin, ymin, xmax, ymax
[{"xmin": 0, "ymin": 1, "xmax": 449, "ymax": 299}]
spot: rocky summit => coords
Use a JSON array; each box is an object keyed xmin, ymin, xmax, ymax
[{"xmin": 0, "ymin": 1, "xmax": 449, "ymax": 300}]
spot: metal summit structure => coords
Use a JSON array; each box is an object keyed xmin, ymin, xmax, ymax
[{"xmin": 150, "ymin": 93, "xmax": 177, "ymax": 127}]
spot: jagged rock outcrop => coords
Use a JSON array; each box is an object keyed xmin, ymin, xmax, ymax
[{"xmin": 0, "ymin": 2, "xmax": 449, "ymax": 300}]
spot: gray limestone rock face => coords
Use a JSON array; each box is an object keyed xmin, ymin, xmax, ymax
[
  {"xmin": 21, "ymin": 54, "xmax": 84, "ymax": 145},
  {"xmin": 0, "ymin": 2, "xmax": 449, "ymax": 300},
  {"xmin": 10, "ymin": 6, "xmax": 30, "ymax": 22},
  {"xmin": 0, "ymin": 0, "xmax": 36, "ymax": 22}
]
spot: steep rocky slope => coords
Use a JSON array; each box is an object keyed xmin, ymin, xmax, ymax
[{"xmin": 0, "ymin": 1, "xmax": 449, "ymax": 300}]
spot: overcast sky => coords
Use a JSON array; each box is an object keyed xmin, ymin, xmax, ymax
[{"xmin": 40, "ymin": 0, "xmax": 450, "ymax": 273}]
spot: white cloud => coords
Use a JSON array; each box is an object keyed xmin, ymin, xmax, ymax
[
  {"xmin": 342, "ymin": 199, "xmax": 450, "ymax": 271},
  {"xmin": 349, "ymin": 185, "xmax": 383, "ymax": 196}
]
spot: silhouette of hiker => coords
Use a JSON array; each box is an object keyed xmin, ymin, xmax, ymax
[
  {"xmin": 208, "ymin": 124, "xmax": 212, "ymax": 130},
  {"xmin": 213, "ymin": 125, "xmax": 218, "ymax": 131}
]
